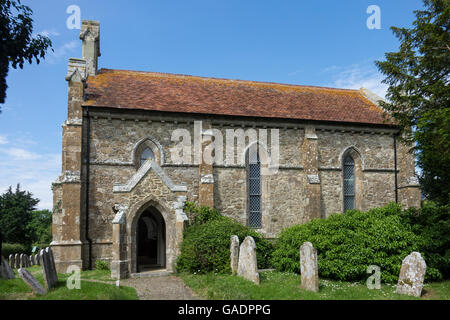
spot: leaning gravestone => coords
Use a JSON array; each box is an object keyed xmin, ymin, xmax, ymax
[
  {"xmin": 18, "ymin": 268, "xmax": 46, "ymax": 295},
  {"xmin": 0, "ymin": 257, "xmax": 15, "ymax": 279},
  {"xmin": 46, "ymin": 247, "xmax": 57, "ymax": 280},
  {"xmin": 237, "ymin": 236, "xmax": 260, "ymax": 285},
  {"xmin": 15, "ymin": 253, "xmax": 20, "ymax": 269},
  {"xmin": 9, "ymin": 254, "xmax": 15, "ymax": 269},
  {"xmin": 300, "ymin": 242, "xmax": 319, "ymax": 292},
  {"xmin": 230, "ymin": 235, "xmax": 239, "ymax": 275},
  {"xmin": 41, "ymin": 248, "xmax": 58, "ymax": 289},
  {"xmin": 396, "ymin": 252, "xmax": 426, "ymax": 297}
]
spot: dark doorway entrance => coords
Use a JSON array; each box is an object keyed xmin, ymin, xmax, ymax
[{"xmin": 136, "ymin": 207, "xmax": 166, "ymax": 272}]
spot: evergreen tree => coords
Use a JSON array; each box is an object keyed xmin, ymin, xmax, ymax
[
  {"xmin": 0, "ymin": 184, "xmax": 39, "ymax": 245},
  {"xmin": 28, "ymin": 209, "xmax": 52, "ymax": 245},
  {"xmin": 375, "ymin": 0, "xmax": 450, "ymax": 204}
]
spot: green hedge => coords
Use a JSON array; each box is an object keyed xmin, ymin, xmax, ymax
[
  {"xmin": 271, "ymin": 203, "xmax": 426, "ymax": 283},
  {"xmin": 177, "ymin": 203, "xmax": 273, "ymax": 274},
  {"xmin": 1, "ymin": 243, "xmax": 28, "ymax": 258}
]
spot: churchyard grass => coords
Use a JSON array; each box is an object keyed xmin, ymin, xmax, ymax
[
  {"xmin": 0, "ymin": 266, "xmax": 138, "ymax": 300},
  {"xmin": 79, "ymin": 269, "xmax": 116, "ymax": 282},
  {"xmin": 180, "ymin": 271, "xmax": 450, "ymax": 300}
]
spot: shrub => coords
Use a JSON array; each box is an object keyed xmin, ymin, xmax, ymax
[
  {"xmin": 402, "ymin": 201, "xmax": 450, "ymax": 280},
  {"xmin": 271, "ymin": 203, "xmax": 424, "ymax": 283},
  {"xmin": 1, "ymin": 243, "xmax": 28, "ymax": 257},
  {"xmin": 177, "ymin": 203, "xmax": 273, "ymax": 274},
  {"xmin": 184, "ymin": 201, "xmax": 222, "ymax": 227},
  {"xmin": 95, "ymin": 260, "xmax": 110, "ymax": 271}
]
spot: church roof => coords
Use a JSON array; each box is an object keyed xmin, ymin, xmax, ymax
[{"xmin": 84, "ymin": 68, "xmax": 391, "ymax": 126}]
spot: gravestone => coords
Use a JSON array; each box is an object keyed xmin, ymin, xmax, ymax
[
  {"xmin": 230, "ymin": 235, "xmax": 239, "ymax": 275},
  {"xmin": 396, "ymin": 252, "xmax": 426, "ymax": 297},
  {"xmin": 237, "ymin": 236, "xmax": 260, "ymax": 284},
  {"xmin": 41, "ymin": 248, "xmax": 58, "ymax": 289},
  {"xmin": 9, "ymin": 254, "xmax": 15, "ymax": 269},
  {"xmin": 300, "ymin": 242, "xmax": 319, "ymax": 292},
  {"xmin": 15, "ymin": 254, "xmax": 20, "ymax": 269},
  {"xmin": 45, "ymin": 247, "xmax": 58, "ymax": 282},
  {"xmin": 0, "ymin": 257, "xmax": 15, "ymax": 279},
  {"xmin": 18, "ymin": 268, "xmax": 46, "ymax": 295},
  {"xmin": 35, "ymin": 254, "xmax": 40, "ymax": 266},
  {"xmin": 20, "ymin": 254, "xmax": 26, "ymax": 268},
  {"xmin": 29, "ymin": 255, "xmax": 34, "ymax": 266}
]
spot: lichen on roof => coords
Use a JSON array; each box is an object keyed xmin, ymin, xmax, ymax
[{"xmin": 84, "ymin": 68, "xmax": 390, "ymax": 125}]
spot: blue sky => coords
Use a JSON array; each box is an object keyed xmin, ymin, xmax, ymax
[{"xmin": 0, "ymin": 0, "xmax": 424, "ymax": 209}]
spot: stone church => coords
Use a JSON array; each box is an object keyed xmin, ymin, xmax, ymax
[{"xmin": 51, "ymin": 21, "xmax": 420, "ymax": 278}]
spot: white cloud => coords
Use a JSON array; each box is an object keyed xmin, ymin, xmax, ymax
[
  {"xmin": 0, "ymin": 135, "xmax": 7, "ymax": 145},
  {"xmin": 38, "ymin": 29, "xmax": 60, "ymax": 38},
  {"xmin": 46, "ymin": 40, "xmax": 79, "ymax": 63},
  {"xmin": 324, "ymin": 63, "xmax": 388, "ymax": 98},
  {"xmin": 0, "ymin": 147, "xmax": 42, "ymax": 160},
  {"xmin": 0, "ymin": 144, "xmax": 60, "ymax": 210},
  {"xmin": 52, "ymin": 40, "xmax": 79, "ymax": 58}
]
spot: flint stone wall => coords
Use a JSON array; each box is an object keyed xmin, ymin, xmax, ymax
[{"xmin": 53, "ymin": 108, "xmax": 420, "ymax": 271}]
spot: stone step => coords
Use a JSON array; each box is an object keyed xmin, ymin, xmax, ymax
[{"xmin": 130, "ymin": 269, "xmax": 172, "ymax": 278}]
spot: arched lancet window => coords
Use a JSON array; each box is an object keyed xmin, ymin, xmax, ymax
[
  {"xmin": 139, "ymin": 147, "xmax": 155, "ymax": 167},
  {"xmin": 247, "ymin": 147, "xmax": 261, "ymax": 228},
  {"xmin": 343, "ymin": 155, "xmax": 355, "ymax": 211}
]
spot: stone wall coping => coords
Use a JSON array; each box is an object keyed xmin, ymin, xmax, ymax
[
  {"xmin": 200, "ymin": 174, "xmax": 214, "ymax": 184},
  {"xmin": 52, "ymin": 170, "xmax": 81, "ymax": 186},
  {"xmin": 49, "ymin": 240, "xmax": 83, "ymax": 247},
  {"xmin": 307, "ymin": 174, "xmax": 321, "ymax": 184},
  {"xmin": 112, "ymin": 205, "xmax": 127, "ymax": 224},
  {"xmin": 63, "ymin": 118, "xmax": 83, "ymax": 126}
]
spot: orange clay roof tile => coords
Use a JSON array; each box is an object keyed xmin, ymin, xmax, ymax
[{"xmin": 84, "ymin": 68, "xmax": 391, "ymax": 125}]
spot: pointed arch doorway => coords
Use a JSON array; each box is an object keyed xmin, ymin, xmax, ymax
[{"xmin": 136, "ymin": 207, "xmax": 166, "ymax": 272}]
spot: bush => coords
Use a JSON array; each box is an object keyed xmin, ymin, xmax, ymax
[
  {"xmin": 177, "ymin": 204, "xmax": 273, "ymax": 274},
  {"xmin": 184, "ymin": 201, "xmax": 222, "ymax": 227},
  {"xmin": 271, "ymin": 203, "xmax": 424, "ymax": 283},
  {"xmin": 95, "ymin": 260, "xmax": 110, "ymax": 271},
  {"xmin": 402, "ymin": 202, "xmax": 450, "ymax": 280},
  {"xmin": 1, "ymin": 243, "xmax": 28, "ymax": 257}
]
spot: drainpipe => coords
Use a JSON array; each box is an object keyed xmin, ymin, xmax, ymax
[
  {"xmin": 85, "ymin": 106, "xmax": 93, "ymax": 269},
  {"xmin": 393, "ymin": 133, "xmax": 399, "ymax": 203}
]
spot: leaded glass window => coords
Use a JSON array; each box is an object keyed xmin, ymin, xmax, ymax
[
  {"xmin": 247, "ymin": 149, "xmax": 261, "ymax": 228},
  {"xmin": 140, "ymin": 147, "xmax": 155, "ymax": 167},
  {"xmin": 343, "ymin": 155, "xmax": 355, "ymax": 211}
]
